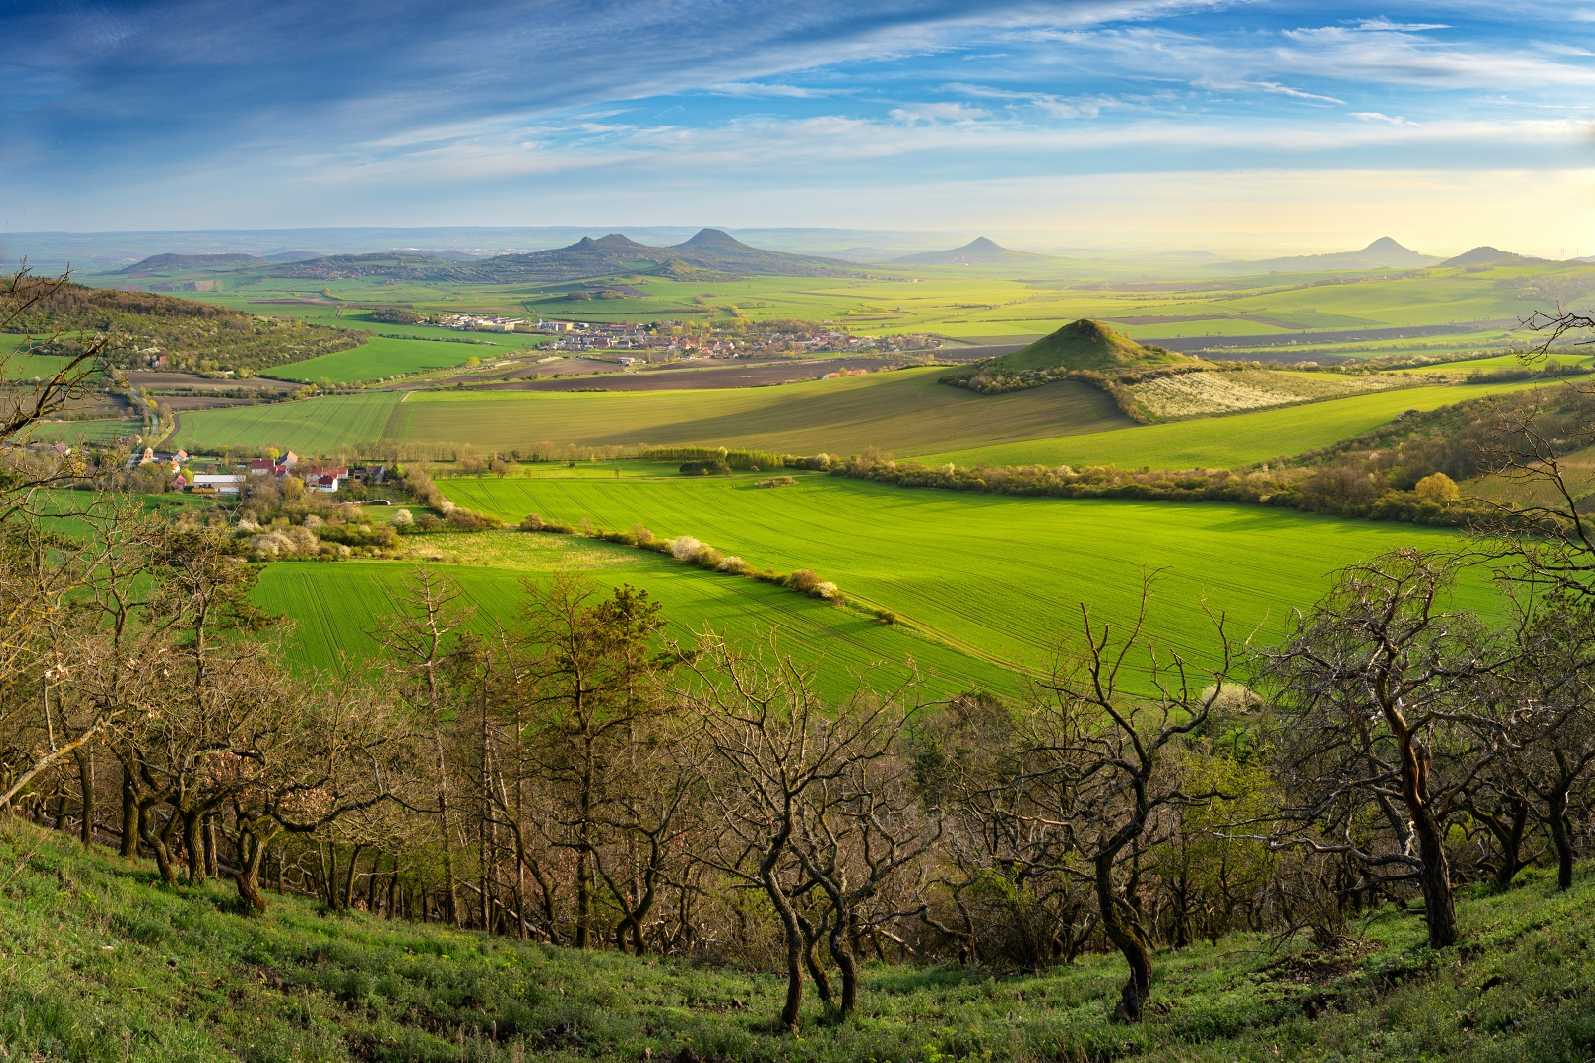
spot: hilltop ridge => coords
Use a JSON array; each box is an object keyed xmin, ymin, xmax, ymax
[
  {"xmin": 268, "ymin": 228, "xmax": 856, "ymax": 282},
  {"xmin": 991, "ymin": 318, "xmax": 1191, "ymax": 374}
]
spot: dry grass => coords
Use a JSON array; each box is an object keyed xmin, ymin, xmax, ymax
[{"xmin": 1129, "ymin": 369, "xmax": 1412, "ymax": 420}]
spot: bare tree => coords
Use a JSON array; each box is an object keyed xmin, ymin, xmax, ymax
[
  {"xmin": 1264, "ymin": 550, "xmax": 1503, "ymax": 949},
  {"xmin": 1009, "ymin": 590, "xmax": 1233, "ymax": 1021},
  {"xmin": 688, "ymin": 638, "xmax": 922, "ymax": 1032}
]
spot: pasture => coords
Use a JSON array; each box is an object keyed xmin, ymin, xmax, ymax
[
  {"xmin": 170, "ymin": 391, "xmax": 402, "ymax": 455},
  {"xmin": 272, "ymin": 335, "xmax": 514, "ymax": 384},
  {"xmin": 436, "ymin": 467, "xmax": 1500, "ymax": 682},
  {"xmin": 253, "ymin": 531, "xmax": 1016, "ymax": 698},
  {"xmin": 921, "ymin": 376, "xmax": 1562, "ymax": 469},
  {"xmin": 171, "ymin": 367, "xmax": 1127, "ymax": 458}
]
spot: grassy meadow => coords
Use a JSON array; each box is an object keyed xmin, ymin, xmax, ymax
[
  {"xmin": 170, "ymin": 392, "xmax": 403, "ymax": 455},
  {"xmin": 272, "ymin": 335, "xmax": 519, "ymax": 384},
  {"xmin": 170, "ymin": 368, "xmax": 1128, "ymax": 458},
  {"xmin": 922, "ymin": 375, "xmax": 1562, "ymax": 469},
  {"xmin": 253, "ymin": 530, "xmax": 1018, "ymax": 698},
  {"xmin": 6, "ymin": 817, "xmax": 1595, "ymax": 1062},
  {"xmin": 435, "ymin": 466, "xmax": 1500, "ymax": 682}
]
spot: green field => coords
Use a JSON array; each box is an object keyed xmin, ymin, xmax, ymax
[
  {"xmin": 1396, "ymin": 352, "xmax": 1594, "ymax": 376},
  {"xmin": 253, "ymin": 531, "xmax": 1017, "ymax": 698},
  {"xmin": 105, "ymin": 257, "xmax": 1595, "ymax": 347},
  {"xmin": 436, "ymin": 467, "xmax": 1498, "ymax": 682},
  {"xmin": 22, "ymin": 417, "xmax": 143, "ymax": 445},
  {"xmin": 0, "ymin": 335, "xmax": 75, "ymax": 380},
  {"xmin": 171, "ymin": 392, "xmax": 402, "ymax": 455},
  {"xmin": 272, "ymin": 335, "xmax": 518, "ymax": 384},
  {"xmin": 171, "ymin": 368, "xmax": 1126, "ymax": 458},
  {"xmin": 921, "ymin": 376, "xmax": 1562, "ymax": 469}
]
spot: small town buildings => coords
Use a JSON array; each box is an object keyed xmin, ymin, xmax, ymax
[{"xmin": 190, "ymin": 473, "xmax": 246, "ymax": 496}]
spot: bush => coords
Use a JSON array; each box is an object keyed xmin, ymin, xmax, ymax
[
  {"xmin": 1414, "ymin": 471, "xmax": 1461, "ymax": 503},
  {"xmin": 670, "ymin": 536, "xmax": 707, "ymax": 562},
  {"xmin": 679, "ymin": 460, "xmax": 731, "ymax": 476}
]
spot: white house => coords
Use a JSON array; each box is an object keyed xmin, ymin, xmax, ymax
[{"xmin": 190, "ymin": 473, "xmax": 246, "ymax": 496}]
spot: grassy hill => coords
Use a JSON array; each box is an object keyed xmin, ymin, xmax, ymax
[
  {"xmin": 5, "ymin": 818, "xmax": 1595, "ymax": 1061},
  {"xmin": 2, "ymin": 280, "xmax": 362, "ymax": 375},
  {"xmin": 986, "ymin": 319, "xmax": 1192, "ymax": 374}
]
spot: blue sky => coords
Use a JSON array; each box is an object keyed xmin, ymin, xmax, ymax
[{"xmin": 3, "ymin": 0, "xmax": 1594, "ymax": 253}]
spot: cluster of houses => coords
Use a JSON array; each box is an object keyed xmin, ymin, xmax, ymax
[
  {"xmin": 129, "ymin": 447, "xmax": 386, "ymax": 497},
  {"xmin": 537, "ymin": 318, "xmax": 943, "ymax": 361},
  {"xmin": 436, "ymin": 313, "xmax": 529, "ymax": 333}
]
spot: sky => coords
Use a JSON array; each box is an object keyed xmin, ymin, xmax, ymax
[{"xmin": 3, "ymin": 0, "xmax": 1595, "ymax": 255}]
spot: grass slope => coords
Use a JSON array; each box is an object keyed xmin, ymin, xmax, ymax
[
  {"xmin": 990, "ymin": 318, "xmax": 1190, "ymax": 373},
  {"xmin": 253, "ymin": 531, "xmax": 1017, "ymax": 698},
  {"xmin": 436, "ymin": 466, "xmax": 1497, "ymax": 682},
  {"xmin": 273, "ymin": 336, "xmax": 509, "ymax": 384},
  {"xmin": 5, "ymin": 819, "xmax": 1595, "ymax": 1061},
  {"xmin": 171, "ymin": 368, "xmax": 1126, "ymax": 458},
  {"xmin": 919, "ymin": 377, "xmax": 1562, "ymax": 469},
  {"xmin": 170, "ymin": 392, "xmax": 403, "ymax": 455}
]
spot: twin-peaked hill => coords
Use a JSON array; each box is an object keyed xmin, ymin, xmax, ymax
[{"xmin": 267, "ymin": 229, "xmax": 856, "ymax": 282}]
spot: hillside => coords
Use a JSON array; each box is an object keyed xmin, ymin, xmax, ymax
[
  {"xmin": 893, "ymin": 236, "xmax": 1051, "ymax": 267},
  {"xmin": 4, "ymin": 819, "xmax": 1594, "ymax": 1062},
  {"xmin": 989, "ymin": 318, "xmax": 1192, "ymax": 373},
  {"xmin": 270, "ymin": 229, "xmax": 856, "ymax": 282},
  {"xmin": 117, "ymin": 252, "xmax": 267, "ymax": 275},
  {"xmin": 1442, "ymin": 246, "xmax": 1556, "ymax": 269},
  {"xmin": 3, "ymin": 279, "xmax": 362, "ymax": 374},
  {"xmin": 1218, "ymin": 236, "xmax": 1438, "ymax": 274}
]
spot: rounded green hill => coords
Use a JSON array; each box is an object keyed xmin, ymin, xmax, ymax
[{"xmin": 992, "ymin": 318, "xmax": 1191, "ymax": 373}]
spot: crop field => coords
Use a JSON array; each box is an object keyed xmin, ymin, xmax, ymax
[
  {"xmin": 0, "ymin": 336, "xmax": 76, "ymax": 380},
  {"xmin": 253, "ymin": 531, "xmax": 1016, "ymax": 698},
  {"xmin": 272, "ymin": 335, "xmax": 515, "ymax": 384},
  {"xmin": 920, "ymin": 376, "xmax": 1562, "ymax": 469},
  {"xmin": 171, "ymin": 391, "xmax": 401, "ymax": 454},
  {"xmin": 1396, "ymin": 352, "xmax": 1594, "ymax": 376},
  {"xmin": 436, "ymin": 467, "xmax": 1500, "ymax": 683},
  {"xmin": 21, "ymin": 417, "xmax": 142, "ymax": 445},
  {"xmin": 122, "ymin": 259, "xmax": 1595, "ymax": 349},
  {"xmin": 172, "ymin": 367, "xmax": 1126, "ymax": 457}
]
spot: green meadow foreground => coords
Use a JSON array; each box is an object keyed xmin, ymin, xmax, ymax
[
  {"xmin": 5, "ymin": 819, "xmax": 1594, "ymax": 1063},
  {"xmin": 428, "ymin": 466, "xmax": 1499, "ymax": 682}
]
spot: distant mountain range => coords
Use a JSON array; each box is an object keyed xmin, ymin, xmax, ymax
[
  {"xmin": 892, "ymin": 237, "xmax": 1052, "ymax": 268},
  {"xmin": 1219, "ymin": 237, "xmax": 1439, "ymax": 274},
  {"xmin": 265, "ymin": 229, "xmax": 855, "ymax": 282},
  {"xmin": 117, "ymin": 250, "xmax": 318, "ymax": 275}
]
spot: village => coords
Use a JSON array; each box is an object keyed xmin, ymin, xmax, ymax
[
  {"xmin": 126, "ymin": 446, "xmax": 388, "ymax": 498},
  {"xmin": 428, "ymin": 312, "xmax": 941, "ymax": 361}
]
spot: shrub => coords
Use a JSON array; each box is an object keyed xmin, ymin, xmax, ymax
[
  {"xmin": 755, "ymin": 476, "xmax": 797, "ymax": 488},
  {"xmin": 671, "ymin": 536, "xmax": 707, "ymax": 562},
  {"xmin": 1414, "ymin": 471, "xmax": 1461, "ymax": 503}
]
